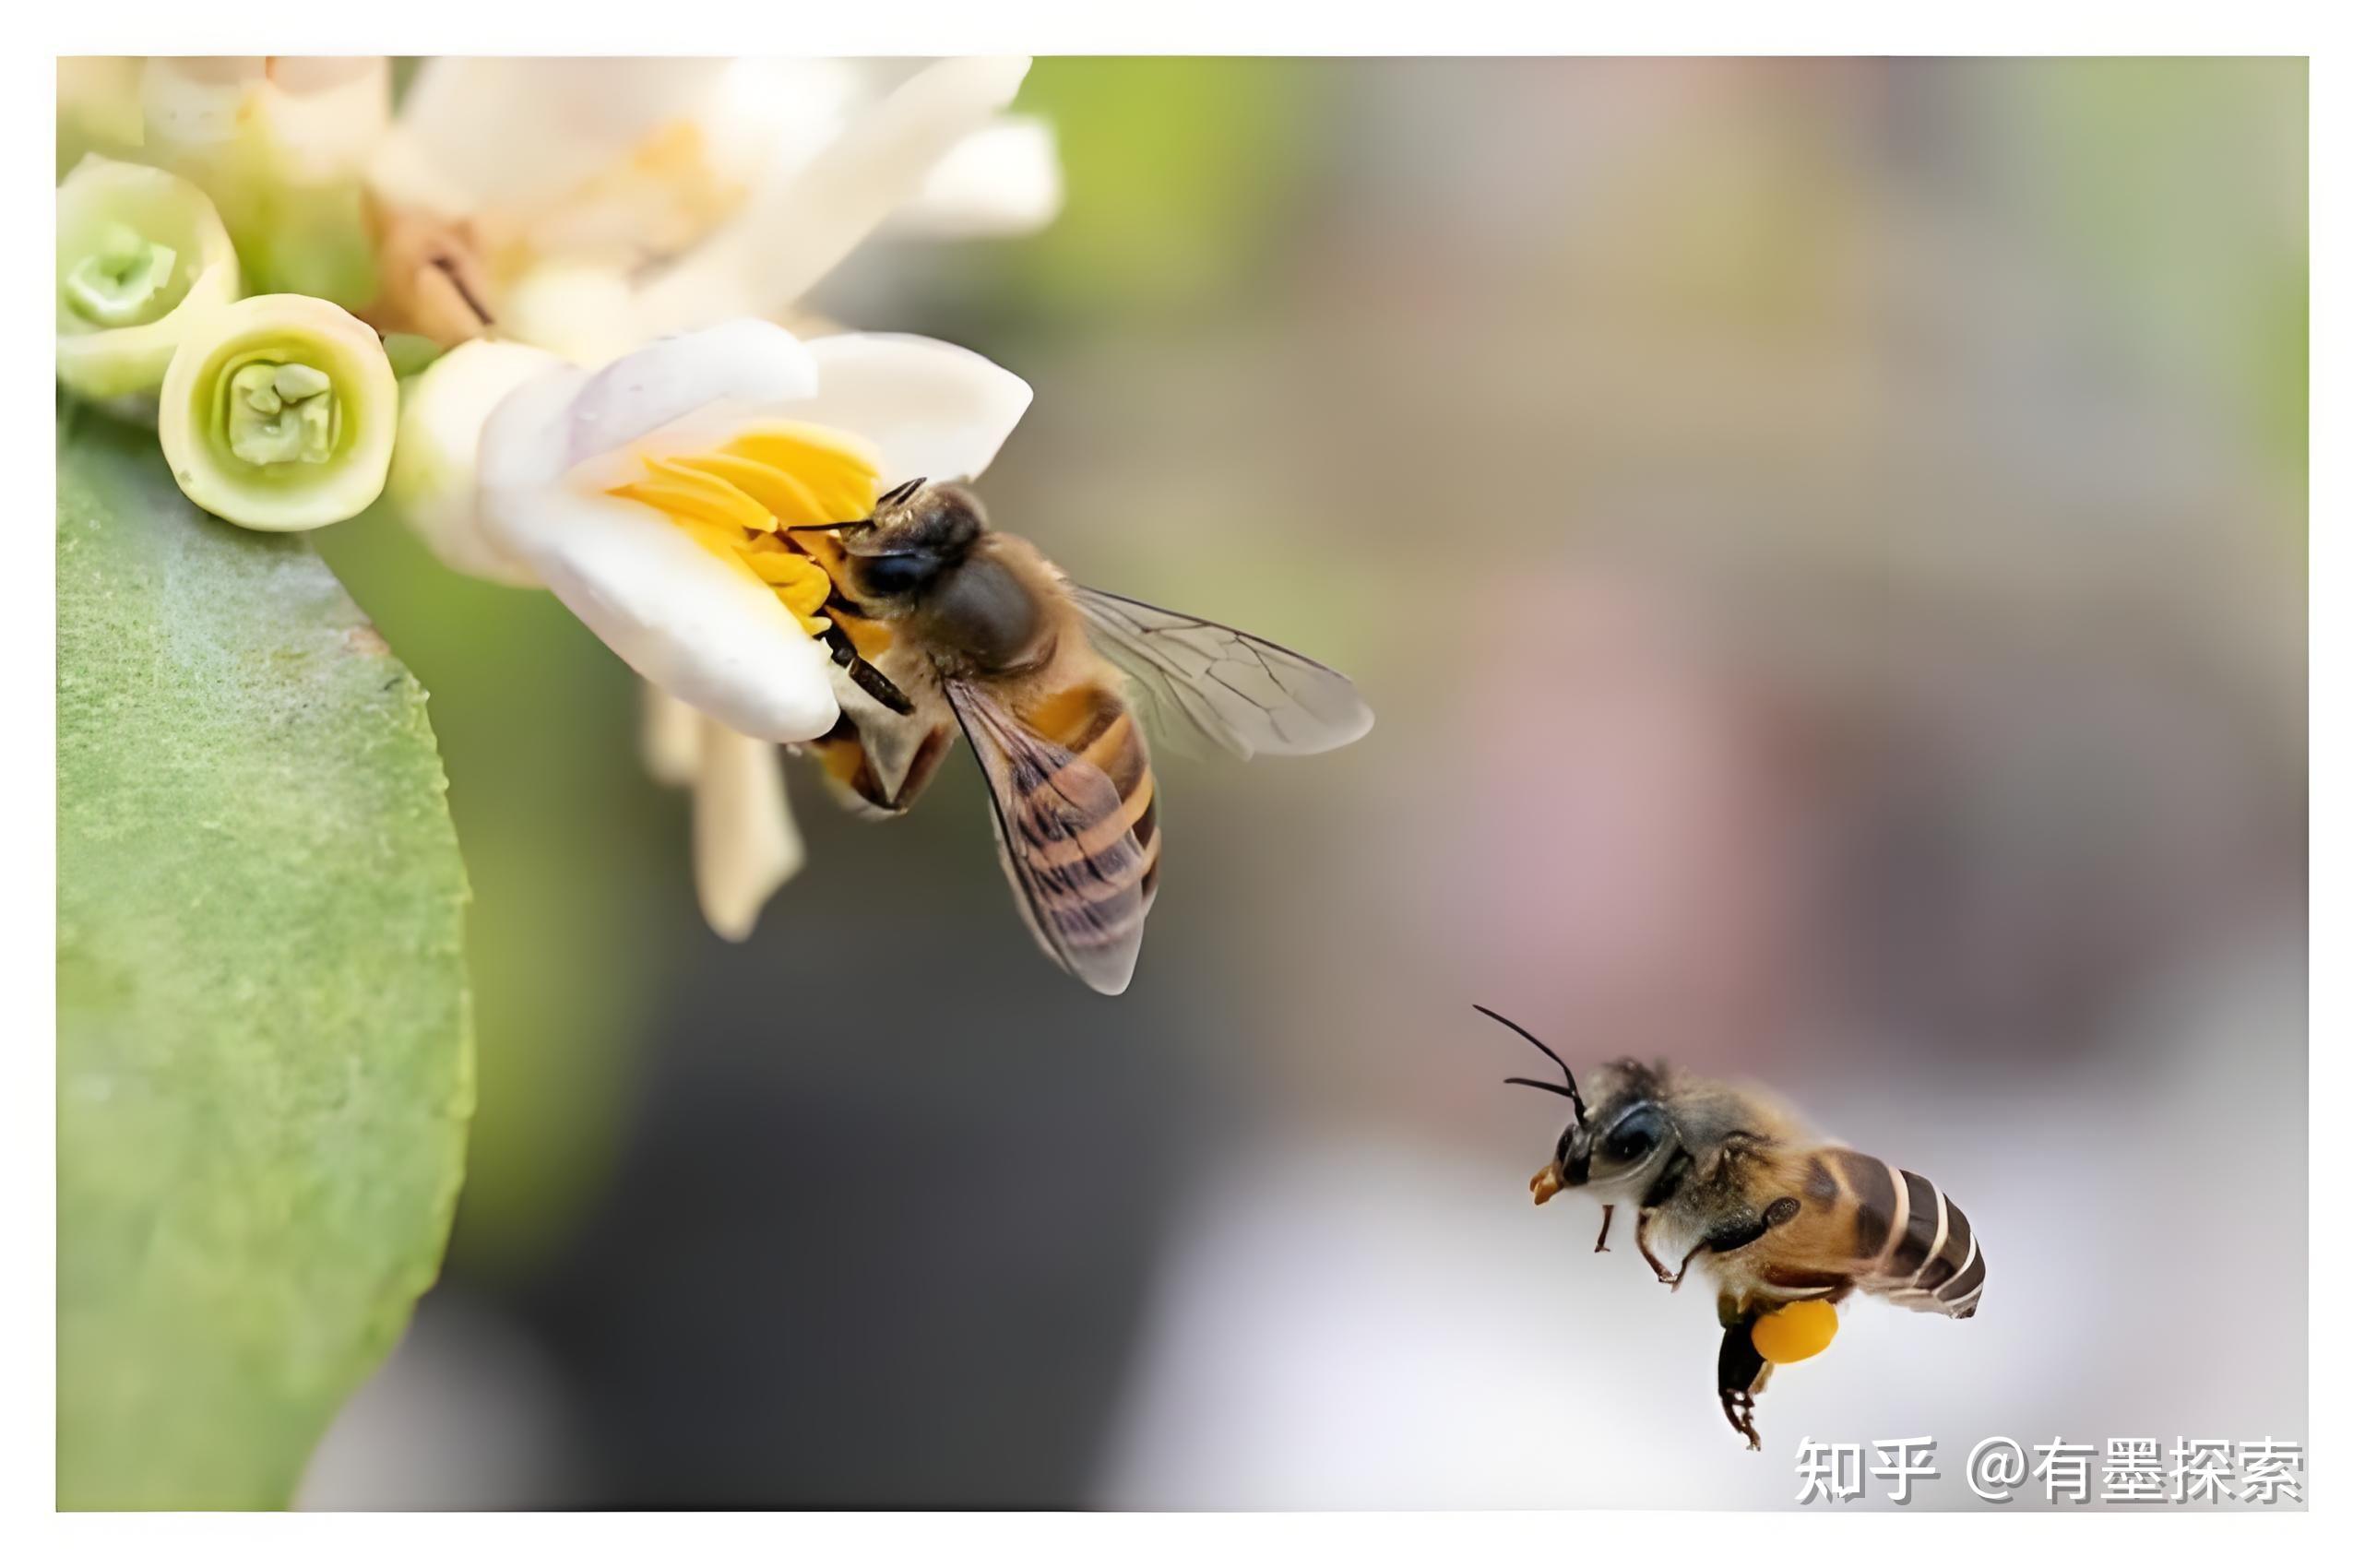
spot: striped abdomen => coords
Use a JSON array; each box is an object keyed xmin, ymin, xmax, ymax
[
  {"xmin": 1016, "ymin": 681, "xmax": 1163, "ymax": 909},
  {"xmin": 1827, "ymin": 1150, "xmax": 1985, "ymax": 1319},
  {"xmin": 970, "ymin": 674, "xmax": 1165, "ymax": 993}
]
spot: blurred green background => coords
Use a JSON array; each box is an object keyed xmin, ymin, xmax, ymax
[{"xmin": 306, "ymin": 57, "xmax": 2303, "ymax": 1507}]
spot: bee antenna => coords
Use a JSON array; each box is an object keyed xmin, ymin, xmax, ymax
[
  {"xmin": 877, "ymin": 475, "xmax": 928, "ymax": 507},
  {"xmin": 1475, "ymin": 1004, "xmax": 1587, "ymax": 1123}
]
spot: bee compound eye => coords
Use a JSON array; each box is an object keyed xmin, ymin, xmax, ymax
[
  {"xmin": 857, "ymin": 551, "xmax": 937, "ymax": 597},
  {"xmin": 1606, "ymin": 1120, "xmax": 1658, "ymax": 1163},
  {"xmin": 1764, "ymin": 1196, "xmax": 1801, "ymax": 1227}
]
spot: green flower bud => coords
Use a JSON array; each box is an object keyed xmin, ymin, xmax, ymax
[
  {"xmin": 55, "ymin": 155, "xmax": 241, "ymax": 402},
  {"xmin": 64, "ymin": 222, "xmax": 178, "ymax": 327},
  {"xmin": 157, "ymin": 293, "xmax": 398, "ymax": 532}
]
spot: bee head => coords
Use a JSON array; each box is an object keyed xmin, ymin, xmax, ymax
[
  {"xmin": 1476, "ymin": 1004, "xmax": 1594, "ymax": 1205},
  {"xmin": 1480, "ymin": 1008, "xmax": 1682, "ymax": 1206},
  {"xmin": 837, "ymin": 478, "xmax": 985, "ymax": 603}
]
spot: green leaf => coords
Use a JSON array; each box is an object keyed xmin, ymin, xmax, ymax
[{"xmin": 57, "ymin": 413, "xmax": 474, "ymax": 1509}]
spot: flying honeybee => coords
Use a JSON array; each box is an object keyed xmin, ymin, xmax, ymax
[
  {"xmin": 1479, "ymin": 1005, "xmax": 1984, "ymax": 1449},
  {"xmin": 784, "ymin": 478, "xmax": 1373, "ymax": 995}
]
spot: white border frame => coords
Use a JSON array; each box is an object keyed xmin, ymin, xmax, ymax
[{"xmin": 9, "ymin": 6, "xmax": 2343, "ymax": 1553}]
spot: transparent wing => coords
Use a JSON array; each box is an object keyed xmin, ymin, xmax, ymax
[
  {"xmin": 945, "ymin": 680, "xmax": 1147, "ymax": 996},
  {"xmin": 1070, "ymin": 587, "xmax": 1374, "ymax": 761}
]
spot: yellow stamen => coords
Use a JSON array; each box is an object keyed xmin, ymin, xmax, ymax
[
  {"xmin": 612, "ymin": 465, "xmax": 774, "ymax": 536},
  {"xmin": 605, "ymin": 418, "xmax": 884, "ymax": 638},
  {"xmin": 675, "ymin": 517, "xmax": 756, "ymax": 565},
  {"xmin": 722, "ymin": 422, "xmax": 883, "ymax": 525},
  {"xmin": 666, "ymin": 452, "xmax": 827, "ymax": 529},
  {"xmin": 748, "ymin": 552, "xmax": 832, "ymax": 616}
]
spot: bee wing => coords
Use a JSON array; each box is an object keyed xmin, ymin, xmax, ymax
[
  {"xmin": 945, "ymin": 678, "xmax": 1148, "ymax": 996},
  {"xmin": 1071, "ymin": 587, "xmax": 1373, "ymax": 761}
]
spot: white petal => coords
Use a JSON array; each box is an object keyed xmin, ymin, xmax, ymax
[
  {"xmin": 800, "ymin": 333, "xmax": 1034, "ymax": 483},
  {"xmin": 553, "ymin": 319, "xmax": 819, "ymax": 482},
  {"xmin": 634, "ymin": 55, "xmax": 1032, "ymax": 331},
  {"xmin": 888, "ymin": 117, "xmax": 1064, "ymax": 238},
  {"xmin": 699, "ymin": 58, "xmax": 863, "ymax": 190},
  {"xmin": 472, "ymin": 357, "xmax": 589, "ymax": 493},
  {"xmin": 692, "ymin": 719, "xmax": 805, "ymax": 942},
  {"xmin": 386, "ymin": 339, "xmax": 565, "ymax": 587},
  {"xmin": 640, "ymin": 682, "xmax": 707, "ymax": 788},
  {"xmin": 478, "ymin": 478, "xmax": 838, "ymax": 744},
  {"xmin": 500, "ymin": 261, "xmax": 642, "ymax": 366},
  {"xmin": 371, "ymin": 57, "xmax": 726, "ymax": 220}
]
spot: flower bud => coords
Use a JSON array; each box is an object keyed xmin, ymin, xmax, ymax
[
  {"xmin": 157, "ymin": 293, "xmax": 398, "ymax": 531},
  {"xmin": 55, "ymin": 155, "xmax": 241, "ymax": 402}
]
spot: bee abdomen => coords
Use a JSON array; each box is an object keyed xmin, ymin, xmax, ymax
[
  {"xmin": 1832, "ymin": 1152, "xmax": 1984, "ymax": 1320},
  {"xmin": 1019, "ymin": 684, "xmax": 1163, "ymax": 905}
]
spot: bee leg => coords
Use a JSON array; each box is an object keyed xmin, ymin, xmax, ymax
[
  {"xmin": 1635, "ymin": 1210, "xmax": 1676, "ymax": 1283},
  {"xmin": 1717, "ymin": 1318, "xmax": 1768, "ymax": 1451},
  {"xmin": 1666, "ymin": 1240, "xmax": 1711, "ymax": 1291},
  {"xmin": 1634, "ymin": 1148, "xmax": 1694, "ymax": 1282},
  {"xmin": 1680, "ymin": 1196, "xmax": 1803, "ymax": 1293},
  {"xmin": 821, "ymin": 623, "xmax": 916, "ymax": 716},
  {"xmin": 1595, "ymin": 1205, "xmax": 1616, "ymax": 1253}
]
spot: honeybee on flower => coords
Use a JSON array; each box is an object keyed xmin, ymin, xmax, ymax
[
  {"xmin": 437, "ymin": 320, "xmax": 1370, "ymax": 989},
  {"xmin": 365, "ymin": 55, "xmax": 1080, "ymax": 945},
  {"xmin": 56, "ymin": 54, "xmax": 1373, "ymax": 980}
]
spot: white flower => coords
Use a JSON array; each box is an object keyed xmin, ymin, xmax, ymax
[
  {"xmin": 472, "ymin": 318, "xmax": 1029, "ymax": 738},
  {"xmin": 364, "ymin": 57, "xmax": 1060, "ymax": 941},
  {"xmin": 376, "ymin": 55, "xmax": 1062, "ymax": 583},
  {"xmin": 460, "ymin": 319, "xmax": 1031, "ymax": 937},
  {"xmin": 369, "ymin": 56, "xmax": 1059, "ymax": 360}
]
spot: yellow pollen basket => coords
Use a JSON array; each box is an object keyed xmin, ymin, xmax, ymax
[
  {"xmin": 608, "ymin": 420, "xmax": 883, "ymax": 636},
  {"xmin": 1751, "ymin": 1299, "xmax": 1839, "ymax": 1364}
]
